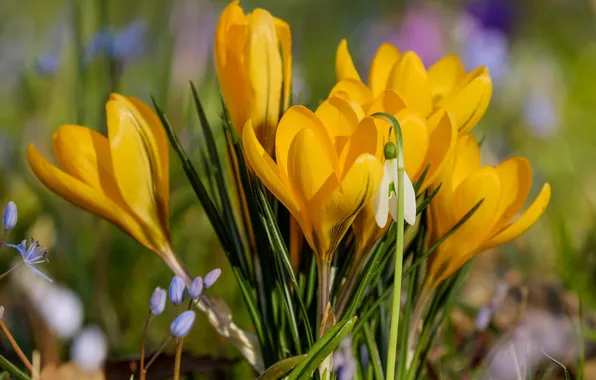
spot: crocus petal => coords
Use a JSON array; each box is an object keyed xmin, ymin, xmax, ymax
[
  {"xmin": 427, "ymin": 55, "xmax": 466, "ymax": 103},
  {"xmin": 452, "ymin": 134, "xmax": 481, "ymax": 190},
  {"xmin": 492, "ymin": 157, "xmax": 532, "ymax": 233},
  {"xmin": 127, "ymin": 96, "xmax": 170, "ymax": 229},
  {"xmin": 274, "ymin": 17, "xmax": 292, "ymax": 110},
  {"xmin": 421, "ymin": 110, "xmax": 457, "ymax": 190},
  {"xmin": 276, "ymin": 106, "xmax": 338, "ymax": 183},
  {"xmin": 482, "ymin": 183, "xmax": 551, "ymax": 250},
  {"xmin": 106, "ymin": 94, "xmax": 168, "ymax": 248},
  {"xmin": 52, "ymin": 125, "xmax": 128, "ymax": 208},
  {"xmin": 365, "ymin": 90, "xmax": 408, "ymax": 115},
  {"xmin": 336, "ymin": 39, "xmax": 361, "ymax": 82},
  {"xmin": 315, "ymin": 96, "xmax": 362, "ymax": 155},
  {"xmin": 245, "ymin": 9, "xmax": 283, "ymax": 155},
  {"xmin": 396, "ymin": 109, "xmax": 429, "ymax": 179},
  {"xmin": 368, "ymin": 43, "xmax": 400, "ymax": 98},
  {"xmin": 315, "ymin": 154, "xmax": 382, "ymax": 259},
  {"xmin": 387, "ymin": 51, "xmax": 432, "ymax": 116},
  {"xmin": 330, "ymin": 79, "xmax": 373, "ymax": 106},
  {"xmin": 26, "ymin": 144, "xmax": 153, "ymax": 250},
  {"xmin": 388, "ymin": 169, "xmax": 417, "ymax": 225},
  {"xmin": 242, "ymin": 120, "xmax": 300, "ymax": 218},
  {"xmin": 437, "ymin": 66, "xmax": 492, "ymax": 134},
  {"xmin": 338, "ymin": 116, "xmax": 382, "ymax": 177}
]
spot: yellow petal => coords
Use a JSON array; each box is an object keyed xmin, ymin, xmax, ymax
[
  {"xmin": 127, "ymin": 96, "xmax": 171, "ymax": 231},
  {"xmin": 242, "ymin": 120, "xmax": 301, "ymax": 218},
  {"xmin": 276, "ymin": 106, "xmax": 338, "ymax": 182},
  {"xmin": 246, "ymin": 9, "xmax": 283, "ymax": 155},
  {"xmin": 437, "ymin": 66, "xmax": 492, "ymax": 134},
  {"xmin": 430, "ymin": 166, "xmax": 501, "ymax": 284},
  {"xmin": 274, "ymin": 17, "xmax": 292, "ymax": 111},
  {"xmin": 215, "ymin": 1, "xmax": 249, "ymax": 134},
  {"xmin": 106, "ymin": 94, "xmax": 168, "ymax": 249},
  {"xmin": 313, "ymin": 153, "xmax": 382, "ymax": 259},
  {"xmin": 387, "ymin": 51, "xmax": 432, "ymax": 116},
  {"xmin": 365, "ymin": 90, "xmax": 408, "ymax": 115},
  {"xmin": 26, "ymin": 144, "xmax": 153, "ymax": 250},
  {"xmin": 368, "ymin": 43, "xmax": 400, "ymax": 98},
  {"xmin": 396, "ymin": 109, "xmax": 429, "ymax": 179},
  {"xmin": 330, "ymin": 79, "xmax": 373, "ymax": 107},
  {"xmin": 427, "ymin": 55, "xmax": 466, "ymax": 103},
  {"xmin": 338, "ymin": 116, "xmax": 383, "ymax": 177},
  {"xmin": 315, "ymin": 95, "xmax": 362, "ymax": 155},
  {"xmin": 482, "ymin": 183, "xmax": 551, "ymax": 250},
  {"xmin": 452, "ymin": 134, "xmax": 481, "ymax": 190},
  {"xmin": 52, "ymin": 125, "xmax": 126, "ymax": 207},
  {"xmin": 492, "ymin": 157, "xmax": 532, "ymax": 233},
  {"xmin": 422, "ymin": 111, "xmax": 457, "ymax": 190},
  {"xmin": 336, "ymin": 39, "xmax": 361, "ymax": 82}
]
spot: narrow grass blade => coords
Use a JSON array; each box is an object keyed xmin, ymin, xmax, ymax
[
  {"xmin": 257, "ymin": 355, "xmax": 307, "ymax": 380},
  {"xmin": 0, "ymin": 356, "xmax": 30, "ymax": 380}
]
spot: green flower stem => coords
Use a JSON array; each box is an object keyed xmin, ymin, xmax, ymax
[
  {"xmin": 373, "ymin": 113, "xmax": 405, "ymax": 380},
  {"xmin": 139, "ymin": 314, "xmax": 151, "ymax": 380},
  {"xmin": 317, "ymin": 259, "xmax": 332, "ymax": 336}
]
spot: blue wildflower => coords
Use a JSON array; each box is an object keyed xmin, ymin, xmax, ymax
[
  {"xmin": 6, "ymin": 238, "xmax": 52, "ymax": 282},
  {"xmin": 170, "ymin": 311, "xmax": 196, "ymax": 338},
  {"xmin": 169, "ymin": 276, "xmax": 186, "ymax": 305},
  {"xmin": 3, "ymin": 201, "xmax": 17, "ymax": 230},
  {"xmin": 188, "ymin": 276, "xmax": 203, "ymax": 300},
  {"xmin": 204, "ymin": 268, "xmax": 221, "ymax": 289},
  {"xmin": 149, "ymin": 287, "xmax": 167, "ymax": 316}
]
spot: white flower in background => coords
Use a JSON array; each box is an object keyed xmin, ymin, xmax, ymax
[
  {"xmin": 373, "ymin": 143, "xmax": 417, "ymax": 227},
  {"xmin": 13, "ymin": 267, "xmax": 83, "ymax": 339},
  {"xmin": 71, "ymin": 326, "xmax": 108, "ymax": 372}
]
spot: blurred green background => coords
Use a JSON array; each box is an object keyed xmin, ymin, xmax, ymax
[{"xmin": 1, "ymin": 0, "xmax": 595, "ymax": 378}]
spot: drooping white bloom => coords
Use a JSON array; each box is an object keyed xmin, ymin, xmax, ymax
[{"xmin": 373, "ymin": 159, "xmax": 417, "ymax": 228}]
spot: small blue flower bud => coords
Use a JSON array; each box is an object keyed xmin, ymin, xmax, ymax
[
  {"xmin": 3, "ymin": 201, "xmax": 17, "ymax": 230},
  {"xmin": 170, "ymin": 310, "xmax": 196, "ymax": 338},
  {"xmin": 149, "ymin": 287, "xmax": 167, "ymax": 315},
  {"xmin": 204, "ymin": 268, "xmax": 221, "ymax": 289},
  {"xmin": 0, "ymin": 306, "xmax": 4, "ymax": 319},
  {"xmin": 188, "ymin": 276, "xmax": 203, "ymax": 300},
  {"xmin": 169, "ymin": 276, "xmax": 186, "ymax": 305}
]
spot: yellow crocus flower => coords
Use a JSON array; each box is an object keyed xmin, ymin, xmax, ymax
[
  {"xmin": 215, "ymin": 0, "xmax": 291, "ymax": 156},
  {"xmin": 335, "ymin": 39, "xmax": 492, "ymax": 134},
  {"xmin": 243, "ymin": 96, "xmax": 383, "ymax": 320},
  {"xmin": 426, "ymin": 135, "xmax": 551, "ymax": 288},
  {"xmin": 26, "ymin": 94, "xmax": 189, "ymax": 282}
]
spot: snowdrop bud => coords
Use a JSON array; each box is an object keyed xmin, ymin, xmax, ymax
[
  {"xmin": 170, "ymin": 311, "xmax": 196, "ymax": 338},
  {"xmin": 3, "ymin": 201, "xmax": 17, "ymax": 230},
  {"xmin": 149, "ymin": 287, "xmax": 167, "ymax": 315},
  {"xmin": 188, "ymin": 276, "xmax": 203, "ymax": 300},
  {"xmin": 71, "ymin": 326, "xmax": 108, "ymax": 372},
  {"xmin": 384, "ymin": 142, "xmax": 397, "ymax": 160},
  {"xmin": 204, "ymin": 268, "xmax": 221, "ymax": 289},
  {"xmin": 169, "ymin": 276, "xmax": 186, "ymax": 305}
]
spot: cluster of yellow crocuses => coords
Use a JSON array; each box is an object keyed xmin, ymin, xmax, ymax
[{"xmin": 26, "ymin": 0, "xmax": 550, "ymax": 303}]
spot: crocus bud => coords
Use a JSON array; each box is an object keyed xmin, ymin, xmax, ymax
[
  {"xmin": 169, "ymin": 276, "xmax": 186, "ymax": 305},
  {"xmin": 204, "ymin": 268, "xmax": 221, "ymax": 289},
  {"xmin": 170, "ymin": 310, "xmax": 196, "ymax": 338},
  {"xmin": 188, "ymin": 276, "xmax": 203, "ymax": 300},
  {"xmin": 3, "ymin": 201, "xmax": 17, "ymax": 230},
  {"xmin": 149, "ymin": 287, "xmax": 167, "ymax": 315}
]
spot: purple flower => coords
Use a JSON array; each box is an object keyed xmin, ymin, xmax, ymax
[
  {"xmin": 3, "ymin": 201, "xmax": 17, "ymax": 230},
  {"xmin": 204, "ymin": 268, "xmax": 221, "ymax": 289},
  {"xmin": 169, "ymin": 276, "xmax": 186, "ymax": 305},
  {"xmin": 6, "ymin": 238, "xmax": 52, "ymax": 282},
  {"xmin": 170, "ymin": 310, "xmax": 196, "ymax": 338},
  {"xmin": 150, "ymin": 287, "xmax": 167, "ymax": 315},
  {"xmin": 188, "ymin": 276, "xmax": 203, "ymax": 300}
]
